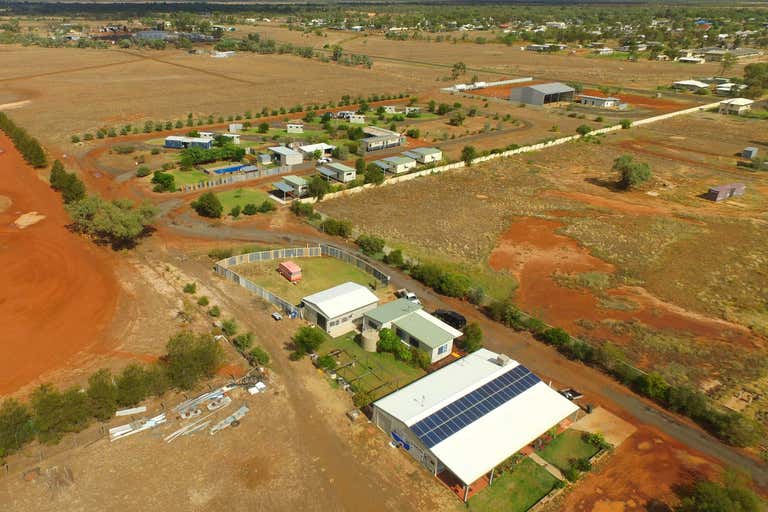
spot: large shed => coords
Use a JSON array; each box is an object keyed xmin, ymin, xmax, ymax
[
  {"xmin": 302, "ymin": 282, "xmax": 379, "ymax": 336},
  {"xmin": 373, "ymin": 349, "xmax": 580, "ymax": 501},
  {"xmin": 509, "ymin": 83, "xmax": 575, "ymax": 106}
]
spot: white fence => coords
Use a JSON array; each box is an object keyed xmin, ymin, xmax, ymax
[
  {"xmin": 181, "ymin": 165, "xmax": 290, "ymax": 193},
  {"xmin": 301, "ymin": 100, "xmax": 723, "ymax": 205}
]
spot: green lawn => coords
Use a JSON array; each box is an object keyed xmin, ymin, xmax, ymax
[
  {"xmin": 215, "ymin": 187, "xmax": 272, "ymax": 213},
  {"xmin": 537, "ymin": 430, "xmax": 600, "ymax": 471},
  {"xmin": 233, "ymin": 256, "xmax": 386, "ymax": 305},
  {"xmin": 320, "ymin": 332, "xmax": 426, "ymax": 401},
  {"xmin": 468, "ymin": 458, "xmax": 557, "ymax": 512},
  {"xmin": 168, "ymin": 168, "xmax": 209, "ymax": 186}
]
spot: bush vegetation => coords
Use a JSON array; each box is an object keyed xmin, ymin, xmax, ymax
[
  {"xmin": 0, "ymin": 112, "xmax": 46, "ymax": 167},
  {"xmin": 66, "ymin": 196, "xmax": 157, "ymax": 248}
]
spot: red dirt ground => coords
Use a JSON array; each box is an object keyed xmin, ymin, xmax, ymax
[
  {"xmin": 581, "ymin": 89, "xmax": 686, "ymax": 113},
  {"xmin": 0, "ymin": 133, "xmax": 118, "ymax": 394},
  {"xmin": 488, "ymin": 217, "xmax": 754, "ymax": 347},
  {"xmin": 559, "ymin": 425, "xmax": 718, "ymax": 512}
]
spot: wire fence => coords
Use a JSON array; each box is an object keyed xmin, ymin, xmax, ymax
[{"xmin": 213, "ymin": 244, "xmax": 390, "ymax": 315}]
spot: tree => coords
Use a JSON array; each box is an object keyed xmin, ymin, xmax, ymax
[
  {"xmin": 242, "ymin": 203, "xmax": 258, "ymax": 215},
  {"xmin": 230, "ymin": 205, "xmax": 241, "ymax": 218},
  {"xmin": 86, "ymin": 369, "xmax": 117, "ymax": 421},
  {"xmin": 462, "ymin": 323, "xmax": 483, "ymax": 352},
  {"xmin": 364, "ymin": 165, "xmax": 385, "ymax": 185},
  {"xmin": 49, "ymin": 160, "xmax": 67, "ymax": 191},
  {"xmin": 451, "ymin": 61, "xmax": 467, "ymax": 78},
  {"xmin": 292, "ymin": 326, "xmax": 326, "ymax": 357},
  {"xmin": 634, "ymin": 372, "xmax": 670, "ymax": 403},
  {"xmin": 377, "ymin": 328, "xmax": 400, "ymax": 353},
  {"xmin": 232, "ymin": 332, "xmax": 254, "ymax": 352},
  {"xmin": 576, "ymin": 124, "xmax": 593, "ymax": 136},
  {"xmin": 59, "ymin": 173, "xmax": 86, "ymax": 204},
  {"xmin": 613, "ymin": 154, "xmax": 652, "ymax": 190},
  {"xmin": 321, "ymin": 218, "xmax": 352, "ymax": 237},
  {"xmin": 461, "ymin": 145, "xmax": 477, "ymax": 166},
  {"xmin": 66, "ymin": 196, "xmax": 157, "ymax": 247},
  {"xmin": 308, "ymin": 175, "xmax": 330, "ymax": 200},
  {"xmin": 448, "ymin": 110, "xmax": 466, "ymax": 126},
  {"xmin": 356, "ymin": 234, "xmax": 385, "ymax": 255},
  {"xmin": 383, "ymin": 249, "xmax": 404, "ymax": 267},
  {"xmin": 719, "ymin": 52, "xmax": 737, "ymax": 77},
  {"xmin": 0, "ymin": 399, "xmax": 34, "ymax": 457},
  {"xmin": 331, "ymin": 45, "xmax": 343, "ymax": 61},
  {"xmin": 221, "ymin": 318, "xmax": 238, "ymax": 336},
  {"xmin": 191, "ymin": 192, "xmax": 223, "ymax": 218},
  {"xmin": 248, "ymin": 346, "xmax": 270, "ymax": 366},
  {"xmin": 163, "ymin": 332, "xmax": 224, "ymax": 390},
  {"xmin": 258, "ymin": 122, "xmax": 270, "ymax": 133},
  {"xmin": 151, "ymin": 171, "xmax": 176, "ymax": 192},
  {"xmin": 541, "ymin": 327, "xmax": 570, "ymax": 347},
  {"xmin": 675, "ymin": 479, "xmax": 761, "ymax": 512},
  {"xmin": 115, "ymin": 364, "xmax": 151, "ymax": 406}
]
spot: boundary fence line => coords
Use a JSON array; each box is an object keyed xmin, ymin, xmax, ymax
[
  {"xmin": 298, "ymin": 100, "xmax": 722, "ymax": 205},
  {"xmin": 213, "ymin": 244, "xmax": 390, "ymax": 315},
  {"xmin": 180, "ymin": 165, "xmax": 290, "ymax": 193}
]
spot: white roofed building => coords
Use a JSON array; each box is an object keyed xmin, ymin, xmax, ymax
[
  {"xmin": 373, "ymin": 349, "xmax": 580, "ymax": 501},
  {"xmin": 302, "ymin": 282, "xmax": 379, "ymax": 336}
]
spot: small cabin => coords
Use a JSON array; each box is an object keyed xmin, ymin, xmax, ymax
[{"xmin": 278, "ymin": 261, "xmax": 302, "ymax": 282}]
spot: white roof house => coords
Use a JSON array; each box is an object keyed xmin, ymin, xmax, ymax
[
  {"xmin": 299, "ymin": 142, "xmax": 336, "ymax": 155},
  {"xmin": 302, "ymin": 282, "xmax": 379, "ymax": 336},
  {"xmin": 673, "ymin": 79, "xmax": 709, "ymax": 90},
  {"xmin": 373, "ymin": 349, "xmax": 579, "ymax": 494}
]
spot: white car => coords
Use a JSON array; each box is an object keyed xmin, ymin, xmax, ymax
[
  {"xmin": 317, "ymin": 157, "xmax": 332, "ymax": 164},
  {"xmin": 271, "ymin": 312, "xmax": 283, "ymax": 321}
]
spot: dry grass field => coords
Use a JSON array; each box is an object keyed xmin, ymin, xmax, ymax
[{"xmin": 319, "ymin": 112, "xmax": 768, "ymax": 399}]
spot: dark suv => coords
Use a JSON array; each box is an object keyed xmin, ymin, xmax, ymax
[{"xmin": 433, "ymin": 309, "xmax": 467, "ymax": 331}]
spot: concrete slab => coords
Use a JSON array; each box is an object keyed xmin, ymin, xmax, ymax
[{"xmin": 570, "ymin": 407, "xmax": 637, "ymax": 447}]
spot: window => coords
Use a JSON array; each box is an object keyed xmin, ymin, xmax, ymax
[{"xmin": 437, "ymin": 344, "xmax": 448, "ymax": 355}]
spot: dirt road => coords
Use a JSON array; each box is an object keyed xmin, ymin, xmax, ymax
[{"xmin": 0, "ymin": 134, "xmax": 118, "ymax": 394}]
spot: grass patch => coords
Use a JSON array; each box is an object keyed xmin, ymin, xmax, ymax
[
  {"xmin": 167, "ymin": 168, "xmax": 209, "ymax": 186},
  {"xmin": 233, "ymin": 256, "xmax": 386, "ymax": 305},
  {"xmin": 597, "ymin": 296, "xmax": 639, "ymax": 311},
  {"xmin": 554, "ymin": 271, "xmax": 614, "ymax": 291},
  {"xmin": 538, "ymin": 430, "xmax": 599, "ymax": 472},
  {"xmin": 215, "ymin": 187, "xmax": 272, "ymax": 213},
  {"xmin": 468, "ymin": 458, "xmax": 557, "ymax": 512},
  {"xmin": 320, "ymin": 332, "xmax": 426, "ymax": 401}
]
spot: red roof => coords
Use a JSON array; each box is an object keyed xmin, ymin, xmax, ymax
[{"xmin": 279, "ymin": 260, "xmax": 301, "ymax": 273}]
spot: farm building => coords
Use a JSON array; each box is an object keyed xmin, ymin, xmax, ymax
[
  {"xmin": 374, "ymin": 156, "xmax": 417, "ymax": 174},
  {"xmin": 302, "ymin": 282, "xmax": 380, "ymax": 336},
  {"xmin": 703, "ymin": 47, "xmax": 764, "ymax": 61},
  {"xmin": 349, "ymin": 114, "xmax": 366, "ymax": 124},
  {"xmin": 672, "ymin": 80, "xmax": 709, "ymax": 91},
  {"xmin": 372, "ymin": 349, "xmax": 580, "ymax": 501},
  {"xmin": 286, "ymin": 122, "xmax": 304, "ymax": 134},
  {"xmin": 405, "ymin": 106, "xmax": 420, "ymax": 115},
  {"xmin": 318, "ymin": 162, "xmax": 356, "ymax": 183},
  {"xmin": 525, "ymin": 43, "xmax": 566, "ymax": 52},
  {"xmin": 715, "ymin": 83, "xmax": 747, "ymax": 96},
  {"xmin": 677, "ymin": 56, "xmax": 706, "ymax": 64},
  {"xmin": 228, "ymin": 123, "xmax": 243, "ymax": 133},
  {"xmin": 278, "ymin": 261, "xmax": 302, "ymax": 282},
  {"xmin": 577, "ymin": 95, "xmax": 621, "ymax": 109},
  {"xmin": 719, "ymin": 98, "xmax": 754, "ymax": 115},
  {"xmin": 364, "ymin": 300, "xmax": 460, "ymax": 363},
  {"xmin": 705, "ymin": 183, "xmax": 746, "ymax": 202},
  {"xmin": 164, "ymin": 136, "xmax": 213, "ymax": 150},
  {"xmin": 299, "ymin": 142, "xmax": 336, "ymax": 157},
  {"xmin": 383, "ymin": 105, "xmax": 397, "ymax": 114},
  {"xmin": 743, "ymin": 147, "xmax": 758, "ymax": 159},
  {"xmin": 592, "ymin": 47, "xmax": 614, "ymax": 55},
  {"xmin": 509, "ymin": 83, "xmax": 575, "ymax": 106},
  {"xmin": 403, "ymin": 147, "xmax": 443, "ymax": 164},
  {"xmin": 361, "ymin": 126, "xmax": 406, "ymax": 152},
  {"xmin": 273, "ymin": 175, "xmax": 308, "ymax": 200},
  {"xmin": 269, "ymin": 146, "xmax": 304, "ymax": 166}
]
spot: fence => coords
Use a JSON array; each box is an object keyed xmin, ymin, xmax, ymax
[
  {"xmin": 181, "ymin": 165, "xmax": 290, "ymax": 193},
  {"xmin": 213, "ymin": 244, "xmax": 390, "ymax": 314},
  {"xmin": 300, "ymin": 100, "xmax": 724, "ymax": 205}
]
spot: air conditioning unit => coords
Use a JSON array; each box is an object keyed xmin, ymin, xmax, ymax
[{"xmin": 494, "ymin": 354, "xmax": 512, "ymax": 367}]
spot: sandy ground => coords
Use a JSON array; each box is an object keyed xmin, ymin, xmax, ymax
[{"xmin": 0, "ymin": 133, "xmax": 118, "ymax": 395}]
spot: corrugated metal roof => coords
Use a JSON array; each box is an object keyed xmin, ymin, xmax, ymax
[
  {"xmin": 365, "ymin": 298, "xmax": 422, "ymax": 324},
  {"xmin": 269, "ymin": 146, "xmax": 302, "ymax": 156},
  {"xmin": 302, "ymin": 282, "xmax": 379, "ymax": 319},
  {"xmin": 393, "ymin": 310, "xmax": 462, "ymax": 349},
  {"xmin": 273, "ymin": 182, "xmax": 294, "ymax": 193},
  {"xmin": 383, "ymin": 156, "xmax": 415, "ymax": 166},
  {"xmin": 283, "ymin": 175, "xmax": 307, "ymax": 187},
  {"xmin": 527, "ymin": 82, "xmax": 575, "ymax": 95}
]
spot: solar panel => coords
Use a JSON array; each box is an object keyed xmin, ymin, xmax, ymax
[{"xmin": 410, "ymin": 365, "xmax": 540, "ymax": 448}]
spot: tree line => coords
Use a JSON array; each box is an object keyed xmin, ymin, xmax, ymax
[
  {"xmin": 0, "ymin": 331, "xmax": 224, "ymax": 460},
  {"xmin": 0, "ymin": 112, "xmax": 46, "ymax": 168}
]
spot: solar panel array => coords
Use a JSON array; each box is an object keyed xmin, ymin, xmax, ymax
[{"xmin": 410, "ymin": 365, "xmax": 540, "ymax": 448}]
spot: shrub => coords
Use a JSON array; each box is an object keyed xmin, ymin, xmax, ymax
[
  {"xmin": 573, "ymin": 458, "xmax": 592, "ymax": 472},
  {"xmin": 613, "ymin": 154, "xmax": 651, "ymax": 190},
  {"xmin": 563, "ymin": 467, "xmax": 579, "ymax": 482},
  {"xmin": 232, "ymin": 332, "xmax": 254, "ymax": 351},
  {"xmin": 292, "ymin": 326, "xmax": 327, "ymax": 358},
  {"xmin": 248, "ymin": 346, "xmax": 270, "ymax": 366},
  {"xmin": 541, "ymin": 327, "xmax": 570, "ymax": 347},
  {"xmin": 135, "ymin": 166, "xmax": 151, "ymax": 177},
  {"xmin": 356, "ymin": 234, "xmax": 385, "ymax": 255},
  {"xmin": 163, "ymin": 331, "xmax": 225, "ymax": 390},
  {"xmin": 383, "ymin": 249, "xmax": 404, "ymax": 267},
  {"xmin": 86, "ymin": 369, "xmax": 117, "ymax": 421},
  {"xmin": 242, "ymin": 203, "xmax": 258, "ymax": 215},
  {"xmin": 320, "ymin": 218, "xmax": 352, "ymax": 238},
  {"xmin": 258, "ymin": 200, "xmax": 276, "ymax": 213},
  {"xmin": 151, "ymin": 171, "xmax": 176, "ymax": 193},
  {"xmin": 316, "ymin": 355, "xmax": 337, "ymax": 371},
  {"xmin": 182, "ymin": 282, "xmax": 196, "ymax": 294},
  {"xmin": 462, "ymin": 323, "xmax": 483, "ymax": 353},
  {"xmin": 66, "ymin": 196, "xmax": 156, "ymax": 247},
  {"xmin": 230, "ymin": 205, "xmax": 241, "ymax": 218},
  {"xmin": 576, "ymin": 124, "xmax": 592, "ymax": 136},
  {"xmin": 197, "ymin": 296, "xmax": 209, "ymax": 306},
  {"xmin": 461, "ymin": 145, "xmax": 477, "ymax": 166},
  {"xmin": 290, "ymin": 201, "xmax": 320, "ymax": 220},
  {"xmin": 0, "ymin": 399, "xmax": 34, "ymax": 457},
  {"xmin": 208, "ymin": 306, "xmax": 221, "ymax": 317},
  {"xmin": 377, "ymin": 328, "xmax": 400, "ymax": 353},
  {"xmin": 71, "ymin": 135, "xmax": 80, "ymax": 144},
  {"xmin": 191, "ymin": 192, "xmax": 223, "ymax": 218},
  {"xmin": 221, "ymin": 318, "xmax": 238, "ymax": 336},
  {"xmin": 620, "ymin": 119, "xmax": 632, "ymax": 129}
]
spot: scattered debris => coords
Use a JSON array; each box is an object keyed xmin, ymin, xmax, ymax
[
  {"xmin": 109, "ymin": 413, "xmax": 167, "ymax": 442},
  {"xmin": 210, "ymin": 405, "xmax": 249, "ymax": 435},
  {"xmin": 115, "ymin": 406, "xmax": 147, "ymax": 417},
  {"xmin": 207, "ymin": 395, "xmax": 232, "ymax": 411},
  {"xmin": 247, "ymin": 382, "xmax": 268, "ymax": 395},
  {"xmin": 13, "ymin": 211, "xmax": 45, "ymax": 229}
]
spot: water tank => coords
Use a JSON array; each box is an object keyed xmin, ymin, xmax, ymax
[{"xmin": 361, "ymin": 330, "xmax": 378, "ymax": 352}]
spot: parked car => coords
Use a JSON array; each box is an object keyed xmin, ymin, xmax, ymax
[
  {"xmin": 317, "ymin": 157, "xmax": 332, "ymax": 164},
  {"xmin": 559, "ymin": 388, "xmax": 583, "ymax": 401},
  {"xmin": 395, "ymin": 288, "xmax": 421, "ymax": 305},
  {"xmin": 271, "ymin": 311, "xmax": 283, "ymax": 321},
  {"xmin": 433, "ymin": 309, "xmax": 467, "ymax": 331}
]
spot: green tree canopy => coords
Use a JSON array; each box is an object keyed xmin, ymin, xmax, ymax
[
  {"xmin": 66, "ymin": 196, "xmax": 157, "ymax": 247},
  {"xmin": 613, "ymin": 154, "xmax": 652, "ymax": 190},
  {"xmin": 191, "ymin": 192, "xmax": 224, "ymax": 218}
]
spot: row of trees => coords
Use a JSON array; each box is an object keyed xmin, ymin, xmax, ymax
[
  {"xmin": 0, "ymin": 112, "xmax": 46, "ymax": 167},
  {"xmin": 0, "ymin": 332, "xmax": 223, "ymax": 458},
  {"xmin": 49, "ymin": 160, "xmax": 85, "ymax": 203},
  {"xmin": 66, "ymin": 196, "xmax": 157, "ymax": 249},
  {"xmin": 179, "ymin": 144, "xmax": 245, "ymax": 168}
]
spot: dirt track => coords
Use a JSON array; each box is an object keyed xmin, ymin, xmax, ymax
[{"xmin": 0, "ymin": 134, "xmax": 118, "ymax": 394}]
